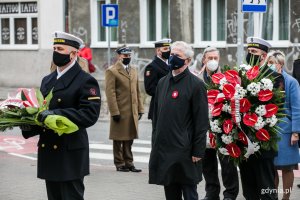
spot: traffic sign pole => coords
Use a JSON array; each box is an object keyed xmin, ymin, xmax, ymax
[
  {"xmin": 101, "ymin": 4, "xmax": 118, "ymax": 68},
  {"xmin": 237, "ymin": 0, "xmax": 244, "ymax": 67},
  {"xmin": 108, "ymin": 27, "xmax": 111, "ymax": 68}
]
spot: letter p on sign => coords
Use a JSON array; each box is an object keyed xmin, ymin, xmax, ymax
[{"xmin": 101, "ymin": 4, "xmax": 119, "ymax": 27}]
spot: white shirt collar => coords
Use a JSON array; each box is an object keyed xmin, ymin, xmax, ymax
[
  {"xmin": 121, "ymin": 63, "xmax": 129, "ymax": 69},
  {"xmin": 157, "ymin": 55, "xmax": 168, "ymax": 64},
  {"xmin": 56, "ymin": 59, "xmax": 76, "ymax": 79}
]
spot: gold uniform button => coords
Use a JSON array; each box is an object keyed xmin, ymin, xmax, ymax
[
  {"xmin": 53, "ymin": 145, "xmax": 58, "ymax": 149},
  {"xmin": 57, "ymin": 98, "xmax": 62, "ymax": 102},
  {"xmin": 41, "ymin": 144, "xmax": 45, "ymax": 148}
]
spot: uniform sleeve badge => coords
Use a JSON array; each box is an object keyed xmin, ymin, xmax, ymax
[
  {"xmin": 146, "ymin": 70, "xmax": 151, "ymax": 77},
  {"xmin": 89, "ymin": 88, "xmax": 97, "ymax": 96}
]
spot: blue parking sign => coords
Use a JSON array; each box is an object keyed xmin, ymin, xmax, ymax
[
  {"xmin": 242, "ymin": 0, "xmax": 267, "ymax": 13},
  {"xmin": 101, "ymin": 4, "xmax": 118, "ymax": 27}
]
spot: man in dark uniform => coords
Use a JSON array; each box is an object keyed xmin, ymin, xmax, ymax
[
  {"xmin": 292, "ymin": 58, "xmax": 300, "ymax": 85},
  {"xmin": 239, "ymin": 37, "xmax": 285, "ymax": 200},
  {"xmin": 144, "ymin": 38, "xmax": 171, "ymax": 121},
  {"xmin": 21, "ymin": 31, "xmax": 101, "ymax": 200},
  {"xmin": 292, "ymin": 58, "xmax": 300, "ymax": 188},
  {"xmin": 199, "ymin": 47, "xmax": 239, "ymax": 200},
  {"xmin": 149, "ymin": 41, "xmax": 209, "ymax": 200}
]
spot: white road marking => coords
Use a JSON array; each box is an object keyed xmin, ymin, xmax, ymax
[
  {"xmin": 89, "ymin": 143, "xmax": 151, "ymax": 153},
  {"xmin": 89, "ymin": 152, "xmax": 149, "ymax": 163},
  {"xmin": 8, "ymin": 153, "xmax": 37, "ymax": 160}
]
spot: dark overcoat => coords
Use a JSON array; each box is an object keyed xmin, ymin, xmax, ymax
[
  {"xmin": 22, "ymin": 62, "xmax": 101, "ymax": 181},
  {"xmin": 144, "ymin": 56, "xmax": 169, "ymax": 119},
  {"xmin": 149, "ymin": 68, "xmax": 209, "ymax": 185}
]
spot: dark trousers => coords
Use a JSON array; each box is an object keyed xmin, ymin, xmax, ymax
[
  {"xmin": 164, "ymin": 184, "xmax": 198, "ymax": 200},
  {"xmin": 202, "ymin": 148, "xmax": 239, "ymax": 200},
  {"xmin": 45, "ymin": 179, "xmax": 85, "ymax": 200},
  {"xmin": 113, "ymin": 140, "xmax": 134, "ymax": 167},
  {"xmin": 239, "ymin": 156, "xmax": 276, "ymax": 200}
]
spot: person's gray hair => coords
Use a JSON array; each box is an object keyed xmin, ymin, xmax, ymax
[
  {"xmin": 267, "ymin": 50, "xmax": 285, "ymax": 66},
  {"xmin": 203, "ymin": 46, "xmax": 219, "ymax": 56},
  {"xmin": 171, "ymin": 41, "xmax": 194, "ymax": 59}
]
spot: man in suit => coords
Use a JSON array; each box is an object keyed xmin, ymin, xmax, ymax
[
  {"xmin": 105, "ymin": 46, "xmax": 144, "ymax": 172},
  {"xmin": 21, "ymin": 31, "xmax": 101, "ymax": 200},
  {"xmin": 144, "ymin": 39, "xmax": 171, "ymax": 121},
  {"xmin": 199, "ymin": 47, "xmax": 239, "ymax": 200}
]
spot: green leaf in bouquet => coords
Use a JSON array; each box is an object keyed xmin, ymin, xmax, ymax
[
  {"xmin": 26, "ymin": 107, "xmax": 39, "ymax": 115},
  {"xmin": 3, "ymin": 110, "xmax": 23, "ymax": 117},
  {"xmin": 36, "ymin": 89, "xmax": 44, "ymax": 107},
  {"xmin": 44, "ymin": 89, "xmax": 53, "ymax": 109}
]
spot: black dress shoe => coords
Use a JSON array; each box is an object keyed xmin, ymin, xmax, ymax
[
  {"xmin": 128, "ymin": 166, "xmax": 142, "ymax": 172},
  {"xmin": 201, "ymin": 197, "xmax": 209, "ymax": 200},
  {"xmin": 116, "ymin": 166, "xmax": 129, "ymax": 172}
]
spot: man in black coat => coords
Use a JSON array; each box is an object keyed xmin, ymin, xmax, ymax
[
  {"xmin": 144, "ymin": 39, "xmax": 171, "ymax": 120},
  {"xmin": 239, "ymin": 37, "xmax": 285, "ymax": 200},
  {"xmin": 21, "ymin": 31, "xmax": 101, "ymax": 200},
  {"xmin": 292, "ymin": 58, "xmax": 300, "ymax": 188},
  {"xmin": 292, "ymin": 58, "xmax": 300, "ymax": 85},
  {"xmin": 149, "ymin": 41, "xmax": 209, "ymax": 200}
]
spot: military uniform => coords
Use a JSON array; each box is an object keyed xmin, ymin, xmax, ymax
[
  {"xmin": 105, "ymin": 46, "xmax": 144, "ymax": 172},
  {"xmin": 22, "ymin": 31, "xmax": 101, "ymax": 200},
  {"xmin": 144, "ymin": 39, "xmax": 171, "ymax": 120},
  {"xmin": 239, "ymin": 37, "xmax": 285, "ymax": 200}
]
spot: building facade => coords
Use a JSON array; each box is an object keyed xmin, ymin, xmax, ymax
[{"xmin": 1, "ymin": 0, "xmax": 300, "ymax": 87}]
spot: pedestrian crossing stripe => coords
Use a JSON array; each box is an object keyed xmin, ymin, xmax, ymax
[
  {"xmin": 89, "ymin": 152, "xmax": 149, "ymax": 163},
  {"xmin": 90, "ymin": 144, "xmax": 151, "ymax": 153}
]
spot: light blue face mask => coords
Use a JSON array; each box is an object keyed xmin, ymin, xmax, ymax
[{"xmin": 268, "ymin": 64, "xmax": 277, "ymax": 72}]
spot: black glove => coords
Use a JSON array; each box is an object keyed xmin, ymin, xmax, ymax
[
  {"xmin": 19, "ymin": 125, "xmax": 32, "ymax": 131},
  {"xmin": 112, "ymin": 115, "xmax": 121, "ymax": 122},
  {"xmin": 138, "ymin": 113, "xmax": 143, "ymax": 120},
  {"xmin": 37, "ymin": 110, "xmax": 54, "ymax": 122}
]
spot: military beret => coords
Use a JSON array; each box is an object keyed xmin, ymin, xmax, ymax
[
  {"xmin": 115, "ymin": 46, "xmax": 132, "ymax": 54},
  {"xmin": 154, "ymin": 38, "xmax": 172, "ymax": 48},
  {"xmin": 53, "ymin": 31, "xmax": 84, "ymax": 50},
  {"xmin": 246, "ymin": 36, "xmax": 271, "ymax": 53}
]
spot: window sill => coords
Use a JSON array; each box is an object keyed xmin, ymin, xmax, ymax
[
  {"xmin": 193, "ymin": 41, "xmax": 227, "ymax": 48},
  {"xmin": 0, "ymin": 45, "xmax": 39, "ymax": 50},
  {"xmin": 267, "ymin": 40, "xmax": 292, "ymax": 48}
]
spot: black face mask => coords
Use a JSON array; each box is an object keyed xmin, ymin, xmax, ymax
[
  {"xmin": 169, "ymin": 55, "xmax": 186, "ymax": 70},
  {"xmin": 161, "ymin": 50, "xmax": 171, "ymax": 59},
  {"xmin": 246, "ymin": 53, "xmax": 261, "ymax": 65},
  {"xmin": 53, "ymin": 51, "xmax": 71, "ymax": 67},
  {"xmin": 122, "ymin": 57, "xmax": 131, "ymax": 65}
]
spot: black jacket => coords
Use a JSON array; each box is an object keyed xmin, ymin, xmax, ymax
[
  {"xmin": 149, "ymin": 68, "xmax": 209, "ymax": 185},
  {"xmin": 293, "ymin": 58, "xmax": 300, "ymax": 85},
  {"xmin": 22, "ymin": 62, "xmax": 101, "ymax": 181},
  {"xmin": 144, "ymin": 56, "xmax": 169, "ymax": 119}
]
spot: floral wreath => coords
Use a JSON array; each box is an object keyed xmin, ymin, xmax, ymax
[{"xmin": 207, "ymin": 64, "xmax": 285, "ymax": 163}]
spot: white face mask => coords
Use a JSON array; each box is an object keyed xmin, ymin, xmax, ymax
[{"xmin": 206, "ymin": 60, "xmax": 219, "ymax": 72}]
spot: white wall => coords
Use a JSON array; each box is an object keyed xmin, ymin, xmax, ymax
[
  {"xmin": 0, "ymin": 0, "xmax": 64, "ymax": 87},
  {"xmin": 39, "ymin": 0, "xmax": 64, "ymax": 49}
]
